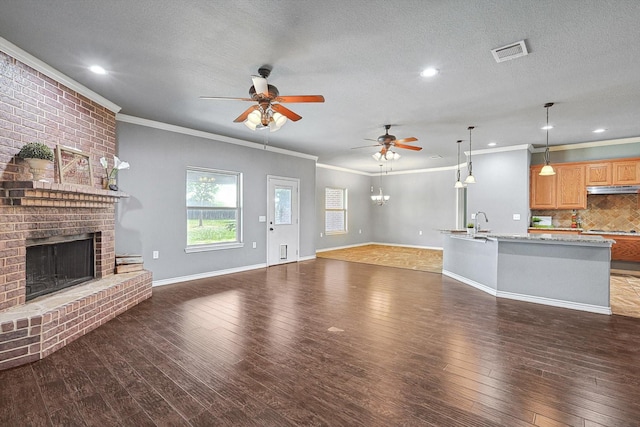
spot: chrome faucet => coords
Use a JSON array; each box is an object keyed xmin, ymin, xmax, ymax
[{"xmin": 475, "ymin": 211, "xmax": 489, "ymax": 232}]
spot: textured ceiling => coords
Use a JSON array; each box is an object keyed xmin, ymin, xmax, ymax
[{"xmin": 1, "ymin": 0, "xmax": 640, "ymax": 173}]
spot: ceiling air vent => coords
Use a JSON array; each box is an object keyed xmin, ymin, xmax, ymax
[{"xmin": 491, "ymin": 40, "xmax": 528, "ymax": 63}]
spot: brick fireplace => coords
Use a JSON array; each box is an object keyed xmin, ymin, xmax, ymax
[{"xmin": 0, "ymin": 49, "xmax": 152, "ymax": 370}]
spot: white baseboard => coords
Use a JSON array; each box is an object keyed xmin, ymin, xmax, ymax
[
  {"xmin": 443, "ymin": 270, "xmax": 611, "ymax": 315},
  {"xmin": 316, "ymin": 242, "xmax": 374, "ymax": 253},
  {"xmin": 496, "ymin": 291, "xmax": 612, "ymax": 315},
  {"xmin": 298, "ymin": 255, "xmax": 316, "ymax": 261},
  {"xmin": 317, "ymin": 241, "xmax": 443, "ymax": 253},
  {"xmin": 152, "ymin": 263, "xmax": 267, "ymax": 287},
  {"xmin": 442, "ymin": 270, "xmax": 497, "ymax": 296}
]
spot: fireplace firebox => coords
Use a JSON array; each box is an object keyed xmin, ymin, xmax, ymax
[{"xmin": 25, "ymin": 233, "xmax": 95, "ymax": 301}]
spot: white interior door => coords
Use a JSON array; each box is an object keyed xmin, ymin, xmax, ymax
[{"xmin": 267, "ymin": 176, "xmax": 299, "ymax": 266}]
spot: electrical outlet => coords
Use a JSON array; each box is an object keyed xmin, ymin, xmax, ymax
[
  {"xmin": 252, "ymin": 242, "xmax": 256, "ymax": 249},
  {"xmin": 471, "ymin": 213, "xmax": 476, "ymax": 219},
  {"xmin": 320, "ymin": 232, "xmax": 323, "ymax": 237},
  {"xmin": 513, "ymin": 214, "xmax": 521, "ymax": 220},
  {"xmin": 419, "ymin": 230, "xmax": 423, "ymax": 235},
  {"xmin": 152, "ymin": 251, "xmax": 159, "ymax": 259},
  {"xmin": 359, "ymin": 229, "xmax": 362, "ymax": 234}
]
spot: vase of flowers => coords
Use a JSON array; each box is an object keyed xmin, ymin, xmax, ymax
[
  {"xmin": 17, "ymin": 142, "xmax": 54, "ymax": 181},
  {"xmin": 100, "ymin": 155, "xmax": 130, "ymax": 191}
]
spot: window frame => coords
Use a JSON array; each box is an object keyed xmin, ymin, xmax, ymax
[
  {"xmin": 324, "ymin": 186, "xmax": 348, "ymax": 235},
  {"xmin": 185, "ymin": 166, "xmax": 244, "ymax": 253}
]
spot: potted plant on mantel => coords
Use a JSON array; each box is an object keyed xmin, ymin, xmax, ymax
[{"xmin": 17, "ymin": 142, "xmax": 54, "ymax": 181}]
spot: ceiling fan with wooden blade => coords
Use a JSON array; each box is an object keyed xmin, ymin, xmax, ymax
[
  {"xmin": 200, "ymin": 66, "xmax": 324, "ymax": 132},
  {"xmin": 352, "ymin": 125, "xmax": 422, "ymax": 159}
]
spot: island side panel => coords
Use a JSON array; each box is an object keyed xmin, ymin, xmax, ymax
[
  {"xmin": 442, "ymin": 236, "xmax": 499, "ymax": 293},
  {"xmin": 496, "ymin": 241, "xmax": 611, "ymax": 308}
]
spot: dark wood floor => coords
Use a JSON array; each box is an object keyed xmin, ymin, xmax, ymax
[{"xmin": 2, "ymin": 259, "xmax": 640, "ymax": 426}]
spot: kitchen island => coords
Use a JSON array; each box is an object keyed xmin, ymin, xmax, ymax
[{"xmin": 442, "ymin": 232, "xmax": 615, "ymax": 314}]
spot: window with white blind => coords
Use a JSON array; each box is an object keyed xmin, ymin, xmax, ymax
[{"xmin": 325, "ymin": 187, "xmax": 347, "ymax": 234}]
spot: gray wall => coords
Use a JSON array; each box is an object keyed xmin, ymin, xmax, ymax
[
  {"xmin": 466, "ymin": 148, "xmax": 531, "ymax": 234},
  {"xmin": 531, "ymin": 141, "xmax": 640, "ymax": 165},
  {"xmin": 370, "ymin": 168, "xmax": 458, "ymax": 248},
  {"xmin": 316, "ymin": 166, "xmax": 372, "ymax": 250},
  {"xmin": 115, "ymin": 121, "xmax": 316, "ymax": 281}
]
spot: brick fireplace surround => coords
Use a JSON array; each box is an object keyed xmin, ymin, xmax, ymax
[{"xmin": 0, "ymin": 50, "xmax": 152, "ymax": 370}]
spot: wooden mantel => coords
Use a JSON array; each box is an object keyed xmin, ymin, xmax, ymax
[{"xmin": 1, "ymin": 181, "xmax": 129, "ymax": 208}]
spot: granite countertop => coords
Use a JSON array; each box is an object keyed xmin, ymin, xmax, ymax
[
  {"xmin": 581, "ymin": 230, "xmax": 640, "ymax": 236},
  {"xmin": 449, "ymin": 232, "xmax": 615, "ymax": 245},
  {"xmin": 527, "ymin": 227, "xmax": 583, "ymax": 231}
]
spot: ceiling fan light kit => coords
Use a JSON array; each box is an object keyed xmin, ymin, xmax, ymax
[
  {"xmin": 539, "ymin": 102, "xmax": 556, "ymax": 176},
  {"xmin": 464, "ymin": 126, "xmax": 476, "ymax": 184}
]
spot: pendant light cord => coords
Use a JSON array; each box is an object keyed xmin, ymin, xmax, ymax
[
  {"xmin": 544, "ymin": 102, "xmax": 554, "ymax": 165},
  {"xmin": 468, "ymin": 126, "xmax": 474, "ymax": 176}
]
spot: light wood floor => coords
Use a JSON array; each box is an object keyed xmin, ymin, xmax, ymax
[
  {"xmin": 2, "ymin": 259, "xmax": 640, "ymax": 426},
  {"xmin": 318, "ymin": 244, "xmax": 640, "ymax": 318}
]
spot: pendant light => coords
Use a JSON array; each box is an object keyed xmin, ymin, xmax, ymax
[
  {"xmin": 464, "ymin": 126, "xmax": 476, "ymax": 184},
  {"xmin": 539, "ymin": 102, "xmax": 555, "ymax": 176},
  {"xmin": 371, "ymin": 164, "xmax": 390, "ymax": 205},
  {"xmin": 454, "ymin": 139, "xmax": 465, "ymax": 188}
]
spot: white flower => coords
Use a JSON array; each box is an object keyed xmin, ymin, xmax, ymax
[
  {"xmin": 113, "ymin": 156, "xmax": 130, "ymax": 171},
  {"xmin": 101, "ymin": 155, "xmax": 131, "ymax": 178}
]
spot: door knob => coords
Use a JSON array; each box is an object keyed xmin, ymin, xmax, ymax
[{"xmin": 269, "ymin": 227, "xmax": 274, "ymax": 231}]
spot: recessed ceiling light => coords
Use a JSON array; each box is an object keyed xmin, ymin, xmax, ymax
[
  {"xmin": 488, "ymin": 142, "xmax": 497, "ymax": 147},
  {"xmin": 592, "ymin": 128, "xmax": 607, "ymax": 133},
  {"xmin": 420, "ymin": 67, "xmax": 439, "ymax": 78},
  {"xmin": 541, "ymin": 125, "xmax": 553, "ymax": 130},
  {"xmin": 430, "ymin": 154, "xmax": 442, "ymax": 159},
  {"xmin": 89, "ymin": 65, "xmax": 108, "ymax": 75}
]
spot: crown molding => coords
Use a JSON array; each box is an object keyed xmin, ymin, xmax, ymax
[
  {"xmin": 116, "ymin": 114, "xmax": 318, "ymax": 161},
  {"xmin": 464, "ymin": 144, "xmax": 531, "ymax": 156},
  {"xmin": 316, "ymin": 163, "xmax": 370, "ymax": 176},
  {"xmin": 0, "ymin": 37, "xmax": 121, "ymax": 113}
]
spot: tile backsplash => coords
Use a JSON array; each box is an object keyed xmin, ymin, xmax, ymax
[{"xmin": 532, "ymin": 193, "xmax": 640, "ymax": 230}]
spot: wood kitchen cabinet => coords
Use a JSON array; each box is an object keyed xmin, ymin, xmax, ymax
[
  {"xmin": 530, "ymin": 165, "xmax": 557, "ymax": 209},
  {"xmin": 556, "ymin": 164, "xmax": 586, "ymax": 208},
  {"xmin": 530, "ymin": 164, "xmax": 586, "ymax": 209},
  {"xmin": 612, "ymin": 160, "xmax": 640, "ymax": 185},
  {"xmin": 589, "ymin": 234, "xmax": 640, "ymax": 262},
  {"xmin": 586, "ymin": 162, "xmax": 612, "ymax": 185}
]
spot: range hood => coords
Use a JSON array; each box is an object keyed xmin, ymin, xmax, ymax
[{"xmin": 587, "ymin": 185, "xmax": 640, "ymax": 195}]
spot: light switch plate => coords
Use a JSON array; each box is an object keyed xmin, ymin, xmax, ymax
[
  {"xmin": 258, "ymin": 216, "xmax": 266, "ymax": 222},
  {"xmin": 513, "ymin": 214, "xmax": 521, "ymax": 220}
]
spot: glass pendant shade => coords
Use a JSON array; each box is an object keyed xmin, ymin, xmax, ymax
[
  {"xmin": 454, "ymin": 180, "xmax": 465, "ymax": 188},
  {"xmin": 464, "ymin": 174, "xmax": 476, "ymax": 184},
  {"xmin": 539, "ymin": 164, "xmax": 555, "ymax": 176}
]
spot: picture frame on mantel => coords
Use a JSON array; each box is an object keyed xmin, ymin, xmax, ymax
[{"xmin": 56, "ymin": 145, "xmax": 94, "ymax": 186}]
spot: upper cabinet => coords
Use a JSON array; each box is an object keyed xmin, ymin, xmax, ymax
[
  {"xmin": 530, "ymin": 166, "xmax": 557, "ymax": 209},
  {"xmin": 530, "ymin": 164, "xmax": 586, "ymax": 209},
  {"xmin": 531, "ymin": 157, "xmax": 640, "ymax": 210},
  {"xmin": 556, "ymin": 164, "xmax": 586, "ymax": 209},
  {"xmin": 612, "ymin": 160, "xmax": 640, "ymax": 185},
  {"xmin": 586, "ymin": 162, "xmax": 612, "ymax": 185}
]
